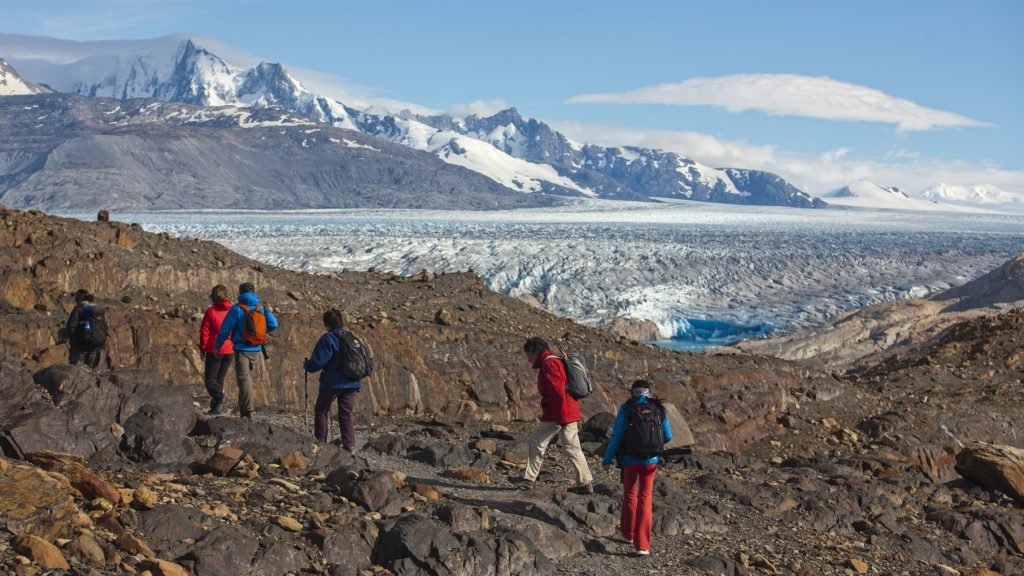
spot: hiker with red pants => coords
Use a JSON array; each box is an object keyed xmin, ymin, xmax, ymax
[{"xmin": 603, "ymin": 379, "xmax": 673, "ymax": 556}]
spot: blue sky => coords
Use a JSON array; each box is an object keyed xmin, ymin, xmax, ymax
[{"xmin": 2, "ymin": 0, "xmax": 1021, "ymax": 195}]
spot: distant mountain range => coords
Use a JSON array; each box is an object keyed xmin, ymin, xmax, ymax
[
  {"xmin": 826, "ymin": 179, "xmax": 1023, "ymax": 213},
  {"xmin": 0, "ymin": 93, "xmax": 550, "ymax": 211},
  {"xmin": 0, "ymin": 33, "xmax": 826, "ymax": 210}
]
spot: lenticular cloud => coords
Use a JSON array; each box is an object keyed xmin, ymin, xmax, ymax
[{"xmin": 567, "ymin": 74, "xmax": 992, "ymax": 132}]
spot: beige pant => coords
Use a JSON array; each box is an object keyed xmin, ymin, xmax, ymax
[
  {"xmin": 525, "ymin": 421, "xmax": 593, "ymax": 484},
  {"xmin": 233, "ymin": 350, "xmax": 262, "ymax": 416}
]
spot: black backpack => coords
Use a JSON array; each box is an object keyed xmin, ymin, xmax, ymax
[
  {"xmin": 74, "ymin": 311, "xmax": 108, "ymax": 350},
  {"xmin": 620, "ymin": 399, "xmax": 666, "ymax": 459},
  {"xmin": 327, "ymin": 329, "xmax": 373, "ymax": 380}
]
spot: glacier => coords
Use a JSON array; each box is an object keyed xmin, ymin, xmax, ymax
[{"xmin": 87, "ymin": 200, "xmax": 1024, "ymax": 349}]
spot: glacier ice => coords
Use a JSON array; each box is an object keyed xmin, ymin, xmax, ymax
[{"xmin": 94, "ymin": 200, "xmax": 1024, "ymax": 345}]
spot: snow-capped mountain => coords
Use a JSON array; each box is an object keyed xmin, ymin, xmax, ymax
[
  {"xmin": 0, "ymin": 59, "xmax": 49, "ymax": 96},
  {"xmin": 0, "ymin": 93, "xmax": 549, "ymax": 211},
  {"xmin": 0, "ymin": 33, "xmax": 821, "ymax": 208},
  {"xmin": 919, "ymin": 183, "xmax": 1023, "ymax": 206},
  {"xmin": 827, "ymin": 179, "xmax": 954, "ymax": 211},
  {"xmin": 410, "ymin": 108, "xmax": 825, "ymax": 207}
]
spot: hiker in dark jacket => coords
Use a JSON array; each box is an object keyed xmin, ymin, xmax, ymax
[
  {"xmin": 304, "ymin": 309, "xmax": 362, "ymax": 451},
  {"xmin": 214, "ymin": 282, "xmax": 278, "ymax": 418},
  {"xmin": 64, "ymin": 289, "xmax": 93, "ymax": 363},
  {"xmin": 66, "ymin": 290, "xmax": 108, "ymax": 369},
  {"xmin": 603, "ymin": 379, "xmax": 673, "ymax": 556},
  {"xmin": 199, "ymin": 284, "xmax": 235, "ymax": 415},
  {"xmin": 516, "ymin": 336, "xmax": 594, "ymax": 494}
]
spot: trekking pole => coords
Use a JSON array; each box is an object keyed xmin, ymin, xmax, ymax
[{"xmin": 303, "ymin": 359, "xmax": 309, "ymax": 437}]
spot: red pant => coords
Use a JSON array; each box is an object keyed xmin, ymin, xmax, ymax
[{"xmin": 621, "ymin": 464, "xmax": 657, "ymax": 551}]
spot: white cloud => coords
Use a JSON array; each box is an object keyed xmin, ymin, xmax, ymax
[
  {"xmin": 567, "ymin": 74, "xmax": 994, "ymax": 132},
  {"xmin": 548, "ymin": 120, "xmax": 1024, "ymax": 198},
  {"xmin": 447, "ymin": 99, "xmax": 510, "ymax": 118}
]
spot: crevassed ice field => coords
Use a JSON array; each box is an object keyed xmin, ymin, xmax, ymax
[{"xmin": 101, "ymin": 200, "xmax": 1024, "ymax": 351}]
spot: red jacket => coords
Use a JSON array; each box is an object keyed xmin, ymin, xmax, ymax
[
  {"xmin": 199, "ymin": 300, "xmax": 235, "ymax": 354},
  {"xmin": 534, "ymin": 350, "xmax": 581, "ymax": 424}
]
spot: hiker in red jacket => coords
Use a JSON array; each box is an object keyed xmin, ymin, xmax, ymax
[
  {"xmin": 199, "ymin": 284, "xmax": 235, "ymax": 415},
  {"xmin": 515, "ymin": 337, "xmax": 594, "ymax": 493}
]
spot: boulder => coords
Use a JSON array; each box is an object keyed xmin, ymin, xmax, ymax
[
  {"xmin": 26, "ymin": 451, "xmax": 119, "ymax": 503},
  {"xmin": 443, "ymin": 467, "xmax": 490, "ymax": 483},
  {"xmin": 194, "ymin": 417, "xmax": 315, "ymax": 465},
  {"xmin": 273, "ymin": 515, "xmax": 303, "ymax": 532},
  {"xmin": 183, "ymin": 525, "xmax": 259, "ymax": 576},
  {"xmin": 251, "ymin": 539, "xmax": 311, "ymax": 576},
  {"xmin": 372, "ymin": 515, "xmax": 461, "ymax": 575},
  {"xmin": 116, "ymin": 531, "xmax": 155, "ymax": 558},
  {"xmin": 205, "ymin": 446, "xmax": 245, "ymax": 476},
  {"xmin": 928, "ymin": 506, "xmax": 1024, "ymax": 556},
  {"xmin": 662, "ymin": 403, "xmax": 696, "ymax": 450},
  {"xmin": 609, "ymin": 317, "xmax": 661, "ymax": 342},
  {"xmin": 139, "ymin": 559, "xmax": 190, "ymax": 576},
  {"xmin": 67, "ymin": 534, "xmax": 106, "ymax": 568},
  {"xmin": 0, "ymin": 459, "xmax": 77, "ymax": 540},
  {"xmin": 136, "ymin": 504, "xmax": 206, "ymax": 559},
  {"xmin": 955, "ymin": 443, "xmax": 1024, "ymax": 505},
  {"xmin": 341, "ymin": 470, "xmax": 400, "ymax": 512},
  {"xmin": 580, "ymin": 411, "xmax": 615, "ymax": 441},
  {"xmin": 316, "ymin": 520, "xmax": 378, "ymax": 572},
  {"xmin": 408, "ymin": 441, "xmax": 477, "ymax": 468},
  {"xmin": 121, "ymin": 403, "xmax": 198, "ymax": 465},
  {"xmin": 13, "ymin": 534, "xmax": 70, "ymax": 570},
  {"xmin": 0, "ymin": 363, "xmax": 44, "ymax": 425},
  {"xmin": 279, "ymin": 449, "xmax": 311, "ymax": 470}
]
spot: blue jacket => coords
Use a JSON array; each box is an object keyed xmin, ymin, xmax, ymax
[
  {"xmin": 213, "ymin": 292, "xmax": 279, "ymax": 353},
  {"xmin": 603, "ymin": 397, "xmax": 673, "ymax": 467},
  {"xmin": 303, "ymin": 329, "xmax": 363, "ymax": 391}
]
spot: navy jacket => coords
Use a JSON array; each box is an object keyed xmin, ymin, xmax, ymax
[
  {"xmin": 304, "ymin": 329, "xmax": 363, "ymax": 391},
  {"xmin": 214, "ymin": 292, "xmax": 279, "ymax": 353}
]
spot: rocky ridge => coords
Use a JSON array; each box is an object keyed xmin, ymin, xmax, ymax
[
  {"xmin": 0, "ymin": 207, "xmax": 1021, "ymax": 575},
  {"xmin": 734, "ymin": 254, "xmax": 1024, "ymax": 370}
]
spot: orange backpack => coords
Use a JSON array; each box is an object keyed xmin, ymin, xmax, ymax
[{"xmin": 238, "ymin": 303, "xmax": 268, "ymax": 346}]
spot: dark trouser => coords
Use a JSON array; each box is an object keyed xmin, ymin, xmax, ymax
[
  {"xmin": 204, "ymin": 353, "xmax": 234, "ymax": 406},
  {"xmin": 314, "ymin": 388, "xmax": 358, "ymax": 448},
  {"xmin": 69, "ymin": 346, "xmax": 102, "ymax": 369}
]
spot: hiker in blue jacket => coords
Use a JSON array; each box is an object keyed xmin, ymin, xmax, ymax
[
  {"xmin": 304, "ymin": 308, "xmax": 362, "ymax": 451},
  {"xmin": 214, "ymin": 282, "xmax": 278, "ymax": 418},
  {"xmin": 603, "ymin": 379, "xmax": 673, "ymax": 556}
]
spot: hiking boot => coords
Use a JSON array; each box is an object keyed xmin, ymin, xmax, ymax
[
  {"xmin": 511, "ymin": 477, "xmax": 535, "ymax": 490},
  {"xmin": 241, "ymin": 411, "xmax": 254, "ymax": 419},
  {"xmin": 569, "ymin": 482, "xmax": 594, "ymax": 495},
  {"xmin": 208, "ymin": 398, "xmax": 224, "ymax": 415}
]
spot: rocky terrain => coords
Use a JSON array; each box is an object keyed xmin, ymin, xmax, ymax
[
  {"xmin": 0, "ymin": 207, "xmax": 1022, "ymax": 575},
  {"xmin": 734, "ymin": 254, "xmax": 1024, "ymax": 370}
]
